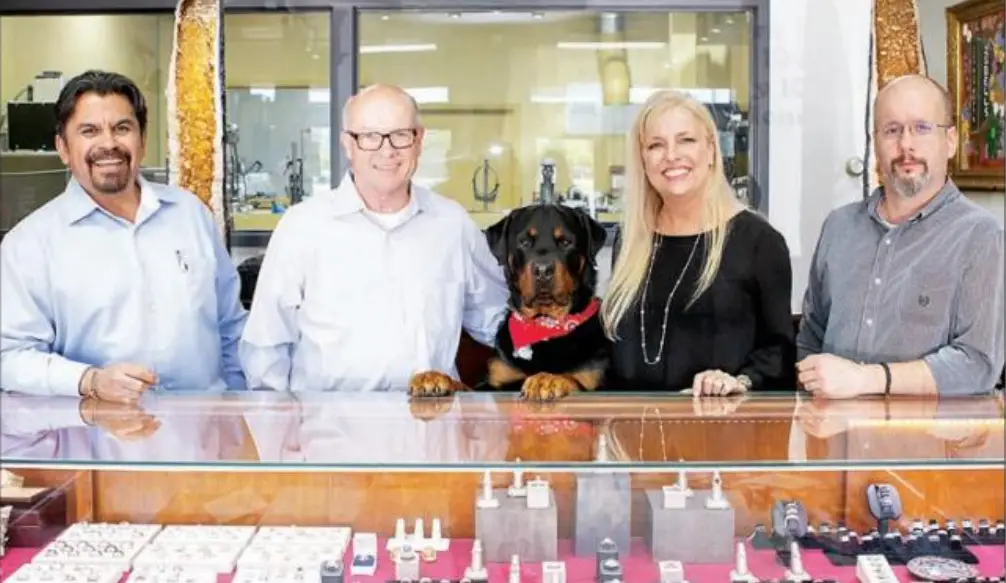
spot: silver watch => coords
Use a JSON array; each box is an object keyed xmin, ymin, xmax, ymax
[{"xmin": 736, "ymin": 374, "xmax": 753, "ymax": 392}]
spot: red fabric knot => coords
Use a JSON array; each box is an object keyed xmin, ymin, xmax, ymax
[{"xmin": 508, "ymin": 298, "xmax": 601, "ymax": 350}]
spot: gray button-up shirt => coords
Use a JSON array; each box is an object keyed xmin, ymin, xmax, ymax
[{"xmin": 797, "ymin": 181, "xmax": 1004, "ymax": 395}]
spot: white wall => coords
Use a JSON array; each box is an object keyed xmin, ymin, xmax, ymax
[
  {"xmin": 768, "ymin": 0, "xmax": 874, "ymax": 312},
  {"xmin": 917, "ymin": 0, "xmax": 1005, "ymax": 224}
]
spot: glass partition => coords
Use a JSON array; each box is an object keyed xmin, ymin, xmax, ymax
[{"xmin": 357, "ymin": 10, "xmax": 755, "ymax": 235}]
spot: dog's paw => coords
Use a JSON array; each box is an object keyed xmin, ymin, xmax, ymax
[
  {"xmin": 521, "ymin": 373, "xmax": 578, "ymax": 401},
  {"xmin": 408, "ymin": 370, "xmax": 463, "ymax": 397}
]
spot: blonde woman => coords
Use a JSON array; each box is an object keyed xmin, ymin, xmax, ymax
[{"xmin": 602, "ymin": 90, "xmax": 795, "ymax": 395}]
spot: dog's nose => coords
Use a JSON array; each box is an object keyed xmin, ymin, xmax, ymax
[{"xmin": 532, "ymin": 261, "xmax": 555, "ymax": 281}]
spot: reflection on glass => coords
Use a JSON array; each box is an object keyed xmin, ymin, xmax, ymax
[
  {"xmin": 358, "ymin": 11, "xmax": 753, "ymax": 229},
  {"xmin": 223, "ymin": 12, "xmax": 331, "ymax": 234},
  {"xmin": 0, "ymin": 14, "xmax": 172, "ymax": 232}
]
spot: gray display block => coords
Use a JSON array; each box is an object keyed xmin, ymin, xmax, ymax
[
  {"xmin": 574, "ymin": 472, "xmax": 631, "ymax": 555},
  {"xmin": 643, "ymin": 489, "xmax": 735, "ymax": 564},
  {"xmin": 475, "ymin": 488, "xmax": 558, "ymax": 562}
]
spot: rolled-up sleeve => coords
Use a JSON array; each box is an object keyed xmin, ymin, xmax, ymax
[
  {"xmin": 923, "ymin": 226, "xmax": 1005, "ymax": 395},
  {"xmin": 0, "ymin": 229, "xmax": 89, "ymax": 396},
  {"xmin": 461, "ymin": 218, "xmax": 509, "ymax": 346}
]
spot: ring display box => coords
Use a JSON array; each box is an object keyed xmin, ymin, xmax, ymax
[
  {"xmin": 154, "ymin": 525, "xmax": 257, "ymax": 546},
  {"xmin": 126, "ymin": 565, "xmax": 219, "ymax": 583},
  {"xmin": 232, "ymin": 565, "xmax": 322, "ymax": 583},
  {"xmin": 5, "ymin": 562, "xmax": 124, "ymax": 583},
  {"xmin": 132, "ymin": 540, "xmax": 246, "ymax": 573}
]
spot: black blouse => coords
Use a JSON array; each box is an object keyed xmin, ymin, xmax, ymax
[{"xmin": 607, "ymin": 211, "xmax": 796, "ymax": 391}]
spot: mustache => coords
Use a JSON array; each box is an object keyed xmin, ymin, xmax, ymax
[
  {"xmin": 86, "ymin": 148, "xmax": 131, "ymax": 166},
  {"xmin": 891, "ymin": 155, "xmax": 927, "ymax": 171}
]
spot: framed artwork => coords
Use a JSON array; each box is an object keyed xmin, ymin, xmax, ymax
[{"xmin": 946, "ymin": 0, "xmax": 1005, "ymax": 190}]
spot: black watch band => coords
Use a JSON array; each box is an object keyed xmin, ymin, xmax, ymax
[{"xmin": 879, "ymin": 362, "xmax": 892, "ymax": 396}]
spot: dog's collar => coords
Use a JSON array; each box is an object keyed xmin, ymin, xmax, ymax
[{"xmin": 507, "ymin": 298, "xmax": 600, "ymax": 357}]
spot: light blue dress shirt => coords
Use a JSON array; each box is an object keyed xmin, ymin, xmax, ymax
[
  {"xmin": 239, "ymin": 173, "xmax": 509, "ymax": 392},
  {"xmin": 0, "ymin": 177, "xmax": 247, "ymax": 395}
]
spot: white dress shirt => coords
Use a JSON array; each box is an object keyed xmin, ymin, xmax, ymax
[
  {"xmin": 239, "ymin": 174, "xmax": 509, "ymax": 392},
  {"xmin": 0, "ymin": 177, "xmax": 247, "ymax": 396}
]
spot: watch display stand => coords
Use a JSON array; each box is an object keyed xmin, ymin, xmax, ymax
[
  {"xmin": 573, "ymin": 471, "xmax": 631, "ymax": 555},
  {"xmin": 474, "ymin": 487, "xmax": 558, "ymax": 562},
  {"xmin": 644, "ymin": 488, "xmax": 736, "ymax": 563}
]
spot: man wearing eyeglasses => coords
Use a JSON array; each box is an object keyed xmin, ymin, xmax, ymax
[
  {"xmin": 239, "ymin": 84, "xmax": 509, "ymax": 392},
  {"xmin": 795, "ymin": 74, "xmax": 1004, "ymax": 398}
]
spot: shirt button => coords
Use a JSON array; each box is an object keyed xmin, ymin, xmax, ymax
[
  {"xmin": 866, "ymin": 318, "xmax": 874, "ymax": 326},
  {"xmin": 884, "ymin": 238, "xmax": 892, "ymax": 245},
  {"xmin": 874, "ymin": 278, "xmax": 882, "ymax": 285}
]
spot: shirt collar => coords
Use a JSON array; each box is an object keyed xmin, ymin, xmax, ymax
[
  {"xmin": 62, "ymin": 175, "xmax": 181, "ymax": 225},
  {"xmin": 327, "ymin": 172, "xmax": 428, "ymax": 220},
  {"xmin": 867, "ymin": 179, "xmax": 961, "ymax": 226}
]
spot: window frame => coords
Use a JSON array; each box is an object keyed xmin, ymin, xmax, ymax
[{"xmin": 2, "ymin": 0, "xmax": 769, "ymax": 249}]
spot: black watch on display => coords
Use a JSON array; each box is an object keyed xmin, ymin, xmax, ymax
[{"xmin": 866, "ymin": 483, "xmax": 902, "ymax": 536}]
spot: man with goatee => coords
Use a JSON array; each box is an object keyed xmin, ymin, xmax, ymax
[
  {"xmin": 0, "ymin": 70, "xmax": 247, "ymax": 403},
  {"xmin": 796, "ymin": 74, "xmax": 1004, "ymax": 397}
]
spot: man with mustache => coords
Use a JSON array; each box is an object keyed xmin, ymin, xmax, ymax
[
  {"xmin": 0, "ymin": 70, "xmax": 247, "ymax": 403},
  {"xmin": 796, "ymin": 74, "xmax": 1004, "ymax": 398},
  {"xmin": 239, "ymin": 84, "xmax": 508, "ymax": 392}
]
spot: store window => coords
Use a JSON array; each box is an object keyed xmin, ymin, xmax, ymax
[
  {"xmin": 0, "ymin": 14, "xmax": 173, "ymax": 234},
  {"xmin": 357, "ymin": 11, "xmax": 754, "ymax": 231},
  {"xmin": 224, "ymin": 12, "xmax": 331, "ymax": 240}
]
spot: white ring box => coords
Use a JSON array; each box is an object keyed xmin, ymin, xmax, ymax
[
  {"xmin": 659, "ymin": 560, "xmax": 686, "ymax": 583},
  {"xmin": 662, "ymin": 486, "xmax": 688, "ymax": 509},
  {"xmin": 6, "ymin": 562, "xmax": 123, "ymax": 583},
  {"xmin": 351, "ymin": 532, "xmax": 378, "ymax": 576},
  {"xmin": 132, "ymin": 541, "xmax": 246, "ymax": 573},
  {"xmin": 541, "ymin": 560, "xmax": 566, "ymax": 583},
  {"xmin": 526, "ymin": 478, "xmax": 551, "ymax": 510}
]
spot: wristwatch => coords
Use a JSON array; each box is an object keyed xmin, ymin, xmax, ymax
[{"xmin": 736, "ymin": 374, "xmax": 753, "ymax": 392}]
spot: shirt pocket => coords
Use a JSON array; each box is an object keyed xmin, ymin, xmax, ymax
[
  {"xmin": 174, "ymin": 246, "xmax": 216, "ymax": 316},
  {"xmin": 897, "ymin": 270, "xmax": 954, "ymax": 328}
]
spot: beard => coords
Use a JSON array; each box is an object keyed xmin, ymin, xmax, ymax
[
  {"xmin": 888, "ymin": 155, "xmax": 929, "ymax": 198},
  {"xmin": 86, "ymin": 147, "xmax": 133, "ymax": 195}
]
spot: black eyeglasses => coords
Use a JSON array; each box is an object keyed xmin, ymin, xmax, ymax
[{"xmin": 345, "ymin": 128, "xmax": 417, "ymax": 151}]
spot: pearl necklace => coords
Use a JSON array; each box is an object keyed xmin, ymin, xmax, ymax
[{"xmin": 639, "ymin": 234, "xmax": 700, "ymax": 366}]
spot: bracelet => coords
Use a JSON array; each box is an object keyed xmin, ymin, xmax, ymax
[
  {"xmin": 879, "ymin": 362, "xmax": 892, "ymax": 396},
  {"xmin": 81, "ymin": 367, "xmax": 99, "ymax": 399}
]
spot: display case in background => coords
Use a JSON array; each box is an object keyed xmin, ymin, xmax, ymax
[{"xmin": 0, "ymin": 391, "xmax": 1003, "ymax": 583}]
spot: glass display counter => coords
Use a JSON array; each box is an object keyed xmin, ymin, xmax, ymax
[{"xmin": 0, "ymin": 390, "xmax": 1003, "ymax": 583}]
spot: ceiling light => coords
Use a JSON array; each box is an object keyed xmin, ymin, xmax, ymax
[
  {"xmin": 556, "ymin": 41, "xmax": 666, "ymax": 50},
  {"xmin": 358, "ymin": 43, "xmax": 438, "ymax": 54}
]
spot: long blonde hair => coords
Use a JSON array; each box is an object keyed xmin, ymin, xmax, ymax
[{"xmin": 601, "ymin": 90, "xmax": 742, "ymax": 340}]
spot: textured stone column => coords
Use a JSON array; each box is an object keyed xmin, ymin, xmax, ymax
[
  {"xmin": 866, "ymin": 0, "xmax": 927, "ymax": 193},
  {"xmin": 168, "ymin": 0, "xmax": 226, "ymax": 235}
]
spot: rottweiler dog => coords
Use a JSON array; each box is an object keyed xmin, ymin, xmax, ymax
[{"xmin": 409, "ymin": 204, "xmax": 608, "ymax": 401}]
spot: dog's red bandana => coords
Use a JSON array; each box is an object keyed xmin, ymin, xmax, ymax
[{"xmin": 508, "ymin": 298, "xmax": 600, "ymax": 351}]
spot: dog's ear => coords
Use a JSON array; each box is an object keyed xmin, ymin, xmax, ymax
[
  {"xmin": 575, "ymin": 208, "xmax": 607, "ymax": 260},
  {"xmin": 484, "ymin": 212, "xmax": 513, "ymax": 265}
]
